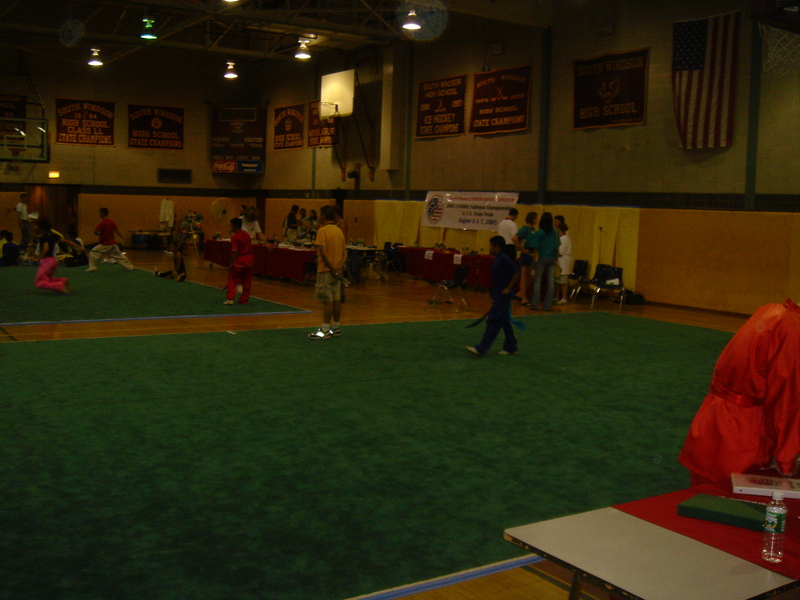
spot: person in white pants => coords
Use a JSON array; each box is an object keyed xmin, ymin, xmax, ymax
[{"xmin": 86, "ymin": 207, "xmax": 134, "ymax": 271}]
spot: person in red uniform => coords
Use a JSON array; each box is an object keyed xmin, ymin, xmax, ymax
[
  {"xmin": 679, "ymin": 299, "xmax": 800, "ymax": 485},
  {"xmin": 86, "ymin": 207, "xmax": 134, "ymax": 271},
  {"xmin": 224, "ymin": 217, "xmax": 255, "ymax": 305}
]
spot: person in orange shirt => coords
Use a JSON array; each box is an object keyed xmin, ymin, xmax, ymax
[
  {"xmin": 679, "ymin": 299, "xmax": 800, "ymax": 485},
  {"xmin": 308, "ymin": 205, "xmax": 346, "ymax": 339},
  {"xmin": 224, "ymin": 218, "xmax": 255, "ymax": 305}
]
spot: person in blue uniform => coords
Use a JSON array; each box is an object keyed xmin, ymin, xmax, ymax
[{"xmin": 467, "ymin": 235, "xmax": 520, "ymax": 356}]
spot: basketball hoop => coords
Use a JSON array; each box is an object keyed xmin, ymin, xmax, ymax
[{"xmin": 760, "ymin": 23, "xmax": 800, "ymax": 75}]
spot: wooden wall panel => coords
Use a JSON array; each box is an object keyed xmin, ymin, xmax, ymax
[{"xmin": 637, "ymin": 209, "xmax": 792, "ymax": 314}]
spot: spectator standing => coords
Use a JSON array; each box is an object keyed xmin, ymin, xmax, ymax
[
  {"xmin": 308, "ymin": 205, "xmax": 346, "ymax": 339},
  {"xmin": 497, "ymin": 207, "xmax": 519, "ymax": 245},
  {"xmin": 16, "ymin": 192, "xmax": 30, "ymax": 253},
  {"xmin": 529, "ymin": 212, "xmax": 561, "ymax": 311},
  {"xmin": 554, "ymin": 216, "xmax": 572, "ymax": 305},
  {"xmin": 512, "ymin": 211, "xmax": 538, "ymax": 306}
]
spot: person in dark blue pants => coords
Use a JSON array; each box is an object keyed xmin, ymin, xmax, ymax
[{"xmin": 467, "ymin": 236, "xmax": 520, "ymax": 357}]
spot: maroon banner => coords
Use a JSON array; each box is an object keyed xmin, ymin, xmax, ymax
[
  {"xmin": 0, "ymin": 94, "xmax": 26, "ymax": 119},
  {"xmin": 574, "ymin": 48, "xmax": 648, "ymax": 130},
  {"xmin": 0, "ymin": 94, "xmax": 26, "ymax": 140},
  {"xmin": 128, "ymin": 104, "xmax": 184, "ymax": 150},
  {"xmin": 469, "ymin": 65, "xmax": 530, "ymax": 135},
  {"xmin": 416, "ymin": 75, "xmax": 466, "ymax": 138},
  {"xmin": 273, "ymin": 104, "xmax": 305, "ymax": 150},
  {"xmin": 308, "ymin": 101, "xmax": 337, "ymax": 148},
  {"xmin": 210, "ymin": 106, "xmax": 266, "ymax": 173},
  {"xmin": 55, "ymin": 98, "xmax": 115, "ymax": 146}
]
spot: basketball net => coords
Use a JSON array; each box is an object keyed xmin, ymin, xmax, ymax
[{"xmin": 760, "ymin": 23, "xmax": 800, "ymax": 75}]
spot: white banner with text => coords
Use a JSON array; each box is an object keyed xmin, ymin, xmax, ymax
[{"xmin": 421, "ymin": 191, "xmax": 519, "ymax": 231}]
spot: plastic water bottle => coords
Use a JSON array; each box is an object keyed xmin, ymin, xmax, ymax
[{"xmin": 762, "ymin": 491, "xmax": 788, "ymax": 563}]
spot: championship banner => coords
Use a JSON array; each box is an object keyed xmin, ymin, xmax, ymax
[
  {"xmin": 421, "ymin": 191, "xmax": 519, "ymax": 231},
  {"xmin": 0, "ymin": 94, "xmax": 26, "ymax": 139},
  {"xmin": 128, "ymin": 104, "xmax": 184, "ymax": 150},
  {"xmin": 55, "ymin": 98, "xmax": 115, "ymax": 146},
  {"xmin": 210, "ymin": 105, "xmax": 266, "ymax": 173},
  {"xmin": 573, "ymin": 48, "xmax": 648, "ymax": 130},
  {"xmin": 415, "ymin": 74, "xmax": 466, "ymax": 138},
  {"xmin": 469, "ymin": 66, "xmax": 530, "ymax": 135},
  {"xmin": 0, "ymin": 94, "xmax": 26, "ymax": 118},
  {"xmin": 308, "ymin": 101, "xmax": 337, "ymax": 148},
  {"xmin": 273, "ymin": 104, "xmax": 304, "ymax": 150}
]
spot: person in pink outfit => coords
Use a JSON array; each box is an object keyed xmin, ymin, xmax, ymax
[{"xmin": 33, "ymin": 219, "xmax": 85, "ymax": 294}]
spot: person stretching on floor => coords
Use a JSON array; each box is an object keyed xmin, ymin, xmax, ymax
[
  {"xmin": 224, "ymin": 217, "xmax": 255, "ymax": 305},
  {"xmin": 467, "ymin": 236, "xmax": 520, "ymax": 357},
  {"xmin": 33, "ymin": 219, "xmax": 85, "ymax": 294},
  {"xmin": 154, "ymin": 240, "xmax": 187, "ymax": 282}
]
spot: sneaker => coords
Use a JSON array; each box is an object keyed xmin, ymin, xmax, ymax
[
  {"xmin": 153, "ymin": 267, "xmax": 160, "ymax": 276},
  {"xmin": 308, "ymin": 328, "xmax": 332, "ymax": 340},
  {"xmin": 499, "ymin": 349, "xmax": 519, "ymax": 355},
  {"xmin": 223, "ymin": 299, "xmax": 234, "ymax": 305},
  {"xmin": 465, "ymin": 346, "xmax": 483, "ymax": 356},
  {"xmin": 85, "ymin": 267, "xmax": 97, "ymax": 272},
  {"xmin": 125, "ymin": 266, "xmax": 135, "ymax": 271},
  {"xmin": 555, "ymin": 299, "xmax": 567, "ymax": 305},
  {"xmin": 331, "ymin": 328, "xmax": 341, "ymax": 337}
]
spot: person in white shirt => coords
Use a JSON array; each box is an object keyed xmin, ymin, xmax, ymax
[
  {"xmin": 497, "ymin": 208, "xmax": 519, "ymax": 245},
  {"xmin": 16, "ymin": 192, "xmax": 30, "ymax": 252},
  {"xmin": 554, "ymin": 215, "xmax": 573, "ymax": 305}
]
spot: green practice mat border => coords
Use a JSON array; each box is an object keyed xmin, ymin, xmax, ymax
[{"xmin": 0, "ymin": 266, "xmax": 311, "ymax": 326}]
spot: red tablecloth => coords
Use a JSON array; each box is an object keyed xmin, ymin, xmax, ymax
[
  {"xmin": 396, "ymin": 247, "xmax": 492, "ymax": 288},
  {"xmin": 204, "ymin": 240, "xmax": 316, "ymax": 283},
  {"xmin": 615, "ymin": 482, "xmax": 800, "ymax": 579}
]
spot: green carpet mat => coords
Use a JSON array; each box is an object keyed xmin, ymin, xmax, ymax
[
  {"xmin": 0, "ymin": 266, "xmax": 306, "ymax": 325},
  {"xmin": 0, "ymin": 313, "xmax": 732, "ymax": 600}
]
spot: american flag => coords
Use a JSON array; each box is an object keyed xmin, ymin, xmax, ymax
[{"xmin": 672, "ymin": 12, "xmax": 741, "ymax": 149}]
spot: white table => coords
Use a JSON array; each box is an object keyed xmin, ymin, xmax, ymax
[{"xmin": 504, "ymin": 507, "xmax": 799, "ymax": 600}]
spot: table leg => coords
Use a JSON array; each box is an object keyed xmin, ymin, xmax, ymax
[{"xmin": 567, "ymin": 572, "xmax": 584, "ymax": 600}]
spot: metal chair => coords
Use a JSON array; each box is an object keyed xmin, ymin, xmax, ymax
[
  {"xmin": 588, "ymin": 264, "xmax": 625, "ymax": 311},
  {"xmin": 429, "ymin": 264, "xmax": 471, "ymax": 310},
  {"xmin": 568, "ymin": 259, "xmax": 589, "ymax": 301}
]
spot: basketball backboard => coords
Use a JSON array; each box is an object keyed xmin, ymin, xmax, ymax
[{"xmin": 0, "ymin": 117, "xmax": 49, "ymax": 162}]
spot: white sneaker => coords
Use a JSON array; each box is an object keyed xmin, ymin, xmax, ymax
[
  {"xmin": 85, "ymin": 267, "xmax": 97, "ymax": 272},
  {"xmin": 499, "ymin": 349, "xmax": 519, "ymax": 355},
  {"xmin": 223, "ymin": 299, "xmax": 234, "ymax": 305},
  {"xmin": 308, "ymin": 328, "xmax": 332, "ymax": 340},
  {"xmin": 555, "ymin": 299, "xmax": 567, "ymax": 305}
]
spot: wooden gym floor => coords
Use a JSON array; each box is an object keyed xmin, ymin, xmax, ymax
[
  {"xmin": 1, "ymin": 248, "xmax": 748, "ymax": 343},
  {"xmin": 2, "ymin": 249, "xmax": 762, "ymax": 600}
]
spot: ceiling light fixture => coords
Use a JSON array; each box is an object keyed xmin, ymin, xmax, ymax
[
  {"xmin": 224, "ymin": 61, "xmax": 238, "ymax": 79},
  {"xmin": 88, "ymin": 48, "xmax": 103, "ymax": 66},
  {"xmin": 403, "ymin": 9, "xmax": 421, "ymax": 31},
  {"xmin": 141, "ymin": 17, "xmax": 157, "ymax": 40},
  {"xmin": 295, "ymin": 39, "xmax": 311, "ymax": 60}
]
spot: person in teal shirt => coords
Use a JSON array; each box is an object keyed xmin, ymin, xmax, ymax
[
  {"xmin": 512, "ymin": 211, "xmax": 537, "ymax": 306},
  {"xmin": 529, "ymin": 212, "xmax": 561, "ymax": 311}
]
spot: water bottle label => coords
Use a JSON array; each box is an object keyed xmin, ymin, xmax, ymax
[{"xmin": 764, "ymin": 509, "xmax": 787, "ymax": 534}]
